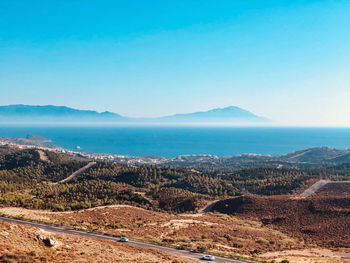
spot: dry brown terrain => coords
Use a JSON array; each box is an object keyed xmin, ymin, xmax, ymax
[
  {"xmin": 0, "ymin": 206, "xmax": 305, "ymax": 255},
  {"xmin": 0, "ymin": 205, "xmax": 304, "ymax": 256},
  {"xmin": 212, "ymin": 195, "xmax": 350, "ymax": 248},
  {"xmin": 0, "ymin": 219, "xmax": 195, "ymax": 263},
  {"xmin": 1, "ymin": 204, "xmax": 349, "ymax": 262},
  {"xmin": 316, "ymin": 182, "xmax": 350, "ymax": 197},
  {"xmin": 260, "ymin": 248, "xmax": 350, "ymax": 263},
  {"xmin": 36, "ymin": 150, "xmax": 49, "ymax": 162},
  {"xmin": 1, "ymin": 182, "xmax": 350, "ymax": 262}
]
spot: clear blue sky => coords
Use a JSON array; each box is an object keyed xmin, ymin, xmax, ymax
[{"xmin": 1, "ymin": 0, "xmax": 350, "ymax": 125}]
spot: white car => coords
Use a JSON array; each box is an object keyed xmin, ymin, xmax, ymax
[
  {"xmin": 119, "ymin": 237, "xmax": 129, "ymax": 242},
  {"xmin": 201, "ymin": 255, "xmax": 215, "ymax": 261}
]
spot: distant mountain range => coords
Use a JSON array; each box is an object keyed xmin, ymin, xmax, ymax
[{"xmin": 0, "ymin": 104, "xmax": 269, "ymax": 124}]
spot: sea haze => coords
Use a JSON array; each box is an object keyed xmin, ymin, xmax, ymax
[{"xmin": 1, "ymin": 126, "xmax": 350, "ymax": 158}]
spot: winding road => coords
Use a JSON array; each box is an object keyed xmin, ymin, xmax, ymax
[{"xmin": 0, "ymin": 216, "xmax": 251, "ymax": 263}]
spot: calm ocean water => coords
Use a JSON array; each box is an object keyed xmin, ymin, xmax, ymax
[{"xmin": 1, "ymin": 126, "xmax": 350, "ymax": 158}]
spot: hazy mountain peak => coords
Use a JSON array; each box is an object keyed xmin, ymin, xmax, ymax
[
  {"xmin": 0, "ymin": 104, "xmax": 269, "ymax": 124},
  {"xmin": 161, "ymin": 105, "xmax": 268, "ymax": 122}
]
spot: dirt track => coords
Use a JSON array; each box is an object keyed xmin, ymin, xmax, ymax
[
  {"xmin": 300, "ymin": 180, "xmax": 329, "ymax": 197},
  {"xmin": 37, "ymin": 150, "xmax": 49, "ymax": 162},
  {"xmin": 59, "ymin": 161, "xmax": 96, "ymax": 183},
  {"xmin": 301, "ymin": 180, "xmax": 350, "ymax": 197},
  {"xmin": 198, "ymin": 200, "xmax": 219, "ymax": 213}
]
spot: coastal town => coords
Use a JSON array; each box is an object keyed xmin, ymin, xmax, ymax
[{"xmin": 0, "ymin": 135, "xmax": 219, "ymax": 166}]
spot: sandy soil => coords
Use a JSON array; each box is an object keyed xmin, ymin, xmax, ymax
[
  {"xmin": 37, "ymin": 150, "xmax": 49, "ymax": 162},
  {"xmin": 0, "ymin": 207, "xmax": 51, "ymax": 221},
  {"xmin": 161, "ymin": 219, "xmax": 217, "ymax": 230},
  {"xmin": 260, "ymin": 248, "xmax": 350, "ymax": 263}
]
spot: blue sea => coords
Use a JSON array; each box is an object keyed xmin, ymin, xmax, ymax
[{"xmin": 1, "ymin": 126, "xmax": 350, "ymax": 158}]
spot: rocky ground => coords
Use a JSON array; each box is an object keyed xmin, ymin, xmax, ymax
[
  {"xmin": 1, "ymin": 204, "xmax": 349, "ymax": 263},
  {"xmin": 0, "ymin": 220, "xmax": 195, "ymax": 263}
]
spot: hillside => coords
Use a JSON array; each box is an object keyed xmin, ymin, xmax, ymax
[
  {"xmin": 1, "ymin": 147, "xmax": 350, "ymax": 213},
  {"xmin": 280, "ymin": 147, "xmax": 350, "ymax": 163},
  {"xmin": 0, "ymin": 148, "xmax": 350, "ymax": 262},
  {"xmin": 166, "ymin": 147, "xmax": 350, "ymax": 172},
  {"xmin": 0, "ymin": 220, "xmax": 194, "ymax": 263},
  {"xmin": 211, "ymin": 195, "xmax": 350, "ymax": 248},
  {"xmin": 0, "ymin": 205, "xmax": 309, "ymax": 258},
  {"xmin": 2, "ymin": 205, "xmax": 348, "ymax": 263}
]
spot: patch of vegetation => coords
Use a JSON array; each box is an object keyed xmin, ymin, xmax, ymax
[
  {"xmin": 0, "ymin": 148, "xmax": 350, "ymax": 213},
  {"xmin": 148, "ymin": 187, "xmax": 207, "ymax": 212}
]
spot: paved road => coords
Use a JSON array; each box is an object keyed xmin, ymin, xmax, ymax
[
  {"xmin": 0, "ymin": 216, "xmax": 250, "ymax": 263},
  {"xmin": 59, "ymin": 162, "xmax": 96, "ymax": 183}
]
